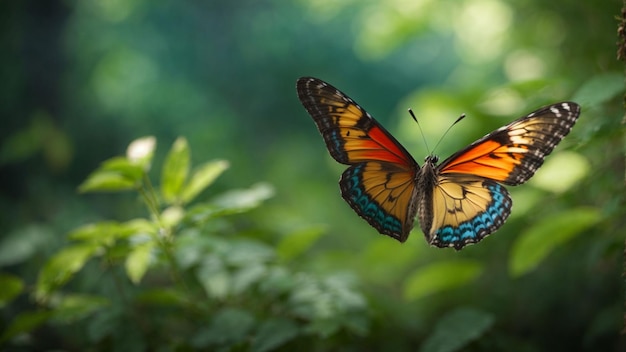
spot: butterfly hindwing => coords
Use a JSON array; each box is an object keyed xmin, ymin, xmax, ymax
[
  {"xmin": 296, "ymin": 77, "xmax": 419, "ymax": 241},
  {"xmin": 438, "ymin": 102, "xmax": 581, "ymax": 185},
  {"xmin": 427, "ymin": 176, "xmax": 512, "ymax": 249},
  {"xmin": 340, "ymin": 162, "xmax": 418, "ymax": 242}
]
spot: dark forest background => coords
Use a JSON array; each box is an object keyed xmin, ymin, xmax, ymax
[{"xmin": 0, "ymin": 0, "xmax": 624, "ymax": 351}]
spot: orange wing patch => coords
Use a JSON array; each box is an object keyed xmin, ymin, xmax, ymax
[
  {"xmin": 438, "ymin": 102, "xmax": 580, "ymax": 186},
  {"xmin": 297, "ymin": 77, "xmax": 416, "ymax": 167},
  {"xmin": 440, "ymin": 140, "xmax": 523, "ymax": 181},
  {"xmin": 339, "ymin": 126, "xmax": 414, "ymax": 164}
]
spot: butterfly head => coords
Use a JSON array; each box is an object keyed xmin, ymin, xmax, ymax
[{"xmin": 424, "ymin": 155, "xmax": 439, "ymax": 165}]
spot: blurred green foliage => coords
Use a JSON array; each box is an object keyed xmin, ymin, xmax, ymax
[{"xmin": 0, "ymin": 0, "xmax": 624, "ymax": 351}]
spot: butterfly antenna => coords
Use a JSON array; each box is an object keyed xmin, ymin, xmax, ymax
[
  {"xmin": 431, "ymin": 113, "xmax": 466, "ymax": 153},
  {"xmin": 408, "ymin": 108, "xmax": 431, "ymax": 154}
]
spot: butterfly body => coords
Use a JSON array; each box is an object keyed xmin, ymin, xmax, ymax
[{"xmin": 296, "ymin": 77, "xmax": 580, "ymax": 250}]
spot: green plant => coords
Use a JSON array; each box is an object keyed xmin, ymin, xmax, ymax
[{"xmin": 1, "ymin": 137, "xmax": 368, "ymax": 351}]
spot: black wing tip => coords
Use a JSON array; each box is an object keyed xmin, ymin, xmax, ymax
[
  {"xmin": 296, "ymin": 77, "xmax": 332, "ymax": 100},
  {"xmin": 537, "ymin": 101, "xmax": 582, "ymax": 117},
  {"xmin": 296, "ymin": 76, "xmax": 312, "ymax": 86},
  {"xmin": 296, "ymin": 76, "xmax": 324, "ymax": 89},
  {"xmin": 296, "ymin": 77, "xmax": 313, "ymax": 92},
  {"xmin": 556, "ymin": 101, "xmax": 582, "ymax": 114}
]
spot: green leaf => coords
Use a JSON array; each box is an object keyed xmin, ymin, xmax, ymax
[
  {"xmin": 191, "ymin": 308, "xmax": 255, "ymax": 348},
  {"xmin": 212, "ymin": 182, "xmax": 275, "ymax": 213},
  {"xmin": 403, "ymin": 260, "xmax": 483, "ymax": 301},
  {"xmin": 69, "ymin": 219, "xmax": 156, "ymax": 254},
  {"xmin": 277, "ymin": 226, "xmax": 325, "ymax": 262},
  {"xmin": 160, "ymin": 205, "xmax": 185, "ymax": 229},
  {"xmin": 572, "ymin": 72, "xmax": 624, "ymax": 107},
  {"xmin": 231, "ymin": 264, "xmax": 267, "ymax": 295},
  {"xmin": 184, "ymin": 203, "xmax": 222, "ymax": 222},
  {"xmin": 173, "ymin": 229, "xmax": 211, "ymax": 269},
  {"xmin": 51, "ymin": 294, "xmax": 110, "ymax": 323},
  {"xmin": 186, "ymin": 183, "xmax": 275, "ymax": 223},
  {"xmin": 289, "ymin": 273, "xmax": 367, "ymax": 337},
  {"xmin": 126, "ymin": 136, "xmax": 156, "ymax": 170},
  {"xmin": 223, "ymin": 240, "xmax": 275, "ymax": 266},
  {"xmin": 0, "ymin": 310, "xmax": 52, "ymax": 344},
  {"xmin": 251, "ymin": 318, "xmax": 300, "ymax": 352},
  {"xmin": 78, "ymin": 170, "xmax": 137, "ymax": 193},
  {"xmin": 125, "ymin": 241, "xmax": 155, "ymax": 284},
  {"xmin": 509, "ymin": 207, "xmax": 602, "ymax": 277},
  {"xmin": 118, "ymin": 218, "xmax": 158, "ymax": 239},
  {"xmin": 100, "ymin": 157, "xmax": 145, "ymax": 181},
  {"xmin": 0, "ymin": 273, "xmax": 24, "ymax": 308},
  {"xmin": 35, "ymin": 244, "xmax": 100, "ymax": 301},
  {"xmin": 161, "ymin": 137, "xmax": 190, "ymax": 203},
  {"xmin": 420, "ymin": 308, "xmax": 495, "ymax": 352},
  {"xmin": 181, "ymin": 159, "xmax": 229, "ymax": 203},
  {"xmin": 258, "ymin": 267, "xmax": 296, "ymax": 296},
  {"xmin": 78, "ymin": 156, "xmax": 146, "ymax": 193},
  {"xmin": 68, "ymin": 221, "xmax": 121, "ymax": 246},
  {"xmin": 197, "ymin": 257, "xmax": 230, "ymax": 299}
]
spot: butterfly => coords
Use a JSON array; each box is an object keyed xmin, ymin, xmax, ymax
[{"xmin": 296, "ymin": 77, "xmax": 581, "ymax": 250}]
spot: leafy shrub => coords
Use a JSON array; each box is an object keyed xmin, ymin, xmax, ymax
[{"xmin": 0, "ymin": 137, "xmax": 368, "ymax": 351}]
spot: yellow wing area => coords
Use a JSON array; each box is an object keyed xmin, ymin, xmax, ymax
[
  {"xmin": 431, "ymin": 176, "xmax": 494, "ymax": 232},
  {"xmin": 427, "ymin": 175, "xmax": 512, "ymax": 249},
  {"xmin": 340, "ymin": 161, "xmax": 418, "ymax": 242}
]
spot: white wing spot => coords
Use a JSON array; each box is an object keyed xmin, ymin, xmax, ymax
[{"xmin": 549, "ymin": 106, "xmax": 561, "ymax": 117}]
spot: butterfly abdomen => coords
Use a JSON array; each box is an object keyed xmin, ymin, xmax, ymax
[{"xmin": 416, "ymin": 160, "xmax": 438, "ymax": 241}]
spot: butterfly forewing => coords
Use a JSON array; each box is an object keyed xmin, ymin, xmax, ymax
[
  {"xmin": 296, "ymin": 77, "xmax": 420, "ymax": 241},
  {"xmin": 296, "ymin": 77, "xmax": 417, "ymax": 166},
  {"xmin": 438, "ymin": 102, "xmax": 581, "ymax": 185}
]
